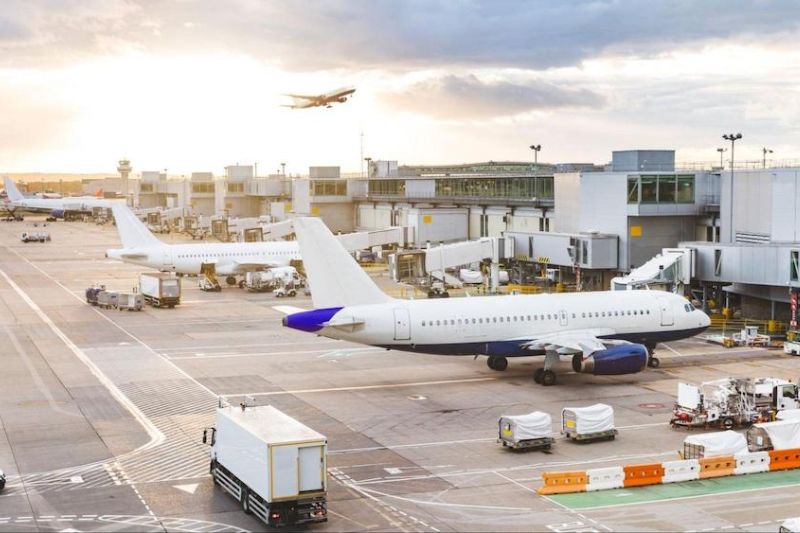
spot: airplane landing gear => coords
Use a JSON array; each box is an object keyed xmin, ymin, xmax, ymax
[
  {"xmin": 646, "ymin": 343, "xmax": 660, "ymax": 368},
  {"xmin": 534, "ymin": 351, "xmax": 559, "ymax": 386},
  {"xmin": 487, "ymin": 356, "xmax": 508, "ymax": 371}
]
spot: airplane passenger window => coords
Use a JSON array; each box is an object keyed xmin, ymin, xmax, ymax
[
  {"xmin": 479, "ymin": 318, "xmax": 483, "ymax": 324},
  {"xmin": 421, "ymin": 321, "xmax": 426, "ymax": 326},
  {"xmin": 450, "ymin": 320, "xmax": 455, "ymax": 325},
  {"xmin": 472, "ymin": 318, "xmax": 476, "ymax": 324},
  {"xmin": 572, "ymin": 313, "xmax": 576, "ymax": 319},
  {"xmin": 601, "ymin": 312, "xmax": 605, "ymax": 317},
  {"xmin": 436, "ymin": 320, "xmax": 441, "ymax": 326},
  {"xmin": 527, "ymin": 315, "xmax": 531, "ymax": 321}
]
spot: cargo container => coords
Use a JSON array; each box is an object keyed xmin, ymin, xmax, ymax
[{"xmin": 139, "ymin": 273, "xmax": 180, "ymax": 308}]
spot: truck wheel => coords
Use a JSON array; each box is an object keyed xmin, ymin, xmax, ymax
[
  {"xmin": 241, "ymin": 488, "xmax": 251, "ymax": 514},
  {"xmin": 722, "ymin": 418, "xmax": 734, "ymax": 430}
]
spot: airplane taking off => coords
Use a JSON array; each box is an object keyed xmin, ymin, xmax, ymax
[
  {"xmin": 106, "ymin": 204, "xmax": 301, "ymax": 284},
  {"xmin": 282, "ymin": 218, "xmax": 711, "ymax": 386},
  {"xmin": 4, "ymin": 176, "xmax": 117, "ymax": 217},
  {"xmin": 282, "ymin": 86, "xmax": 356, "ymax": 109}
]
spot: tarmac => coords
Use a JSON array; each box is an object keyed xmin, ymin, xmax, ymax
[{"xmin": 0, "ymin": 215, "xmax": 799, "ymax": 532}]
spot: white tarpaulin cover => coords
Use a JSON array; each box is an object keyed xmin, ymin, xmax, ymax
[
  {"xmin": 753, "ymin": 419, "xmax": 800, "ymax": 450},
  {"xmin": 500, "ymin": 412, "xmax": 552, "ymax": 442},
  {"xmin": 777, "ymin": 409, "xmax": 800, "ymax": 421},
  {"xmin": 563, "ymin": 404, "xmax": 615, "ymax": 434},
  {"xmin": 781, "ymin": 518, "xmax": 800, "ymax": 532},
  {"xmin": 684, "ymin": 430, "xmax": 747, "ymax": 456}
]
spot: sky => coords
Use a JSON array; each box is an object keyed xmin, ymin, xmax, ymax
[{"xmin": 1, "ymin": 0, "xmax": 799, "ymax": 175}]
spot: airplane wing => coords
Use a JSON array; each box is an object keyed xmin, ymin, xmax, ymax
[
  {"xmin": 521, "ymin": 328, "xmax": 623, "ymax": 356},
  {"xmin": 284, "ymin": 93, "xmax": 318, "ymax": 100}
]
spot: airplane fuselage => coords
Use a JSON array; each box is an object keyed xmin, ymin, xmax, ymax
[
  {"xmin": 285, "ymin": 290, "xmax": 709, "ymax": 356},
  {"xmin": 107, "ymin": 240, "xmax": 301, "ymax": 275}
]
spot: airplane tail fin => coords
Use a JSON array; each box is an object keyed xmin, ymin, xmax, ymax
[
  {"xmin": 110, "ymin": 204, "xmax": 162, "ymax": 248},
  {"xmin": 3, "ymin": 177, "xmax": 24, "ymax": 202},
  {"xmin": 293, "ymin": 217, "xmax": 391, "ymax": 308}
]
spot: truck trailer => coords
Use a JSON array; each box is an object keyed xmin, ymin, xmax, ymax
[
  {"xmin": 138, "ymin": 273, "xmax": 181, "ymax": 308},
  {"xmin": 203, "ymin": 404, "xmax": 327, "ymax": 528}
]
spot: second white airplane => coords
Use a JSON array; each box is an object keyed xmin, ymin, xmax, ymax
[
  {"xmin": 282, "ymin": 218, "xmax": 711, "ymax": 386},
  {"xmin": 106, "ymin": 204, "xmax": 301, "ymax": 283}
]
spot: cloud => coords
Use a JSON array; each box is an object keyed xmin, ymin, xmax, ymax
[
  {"xmin": 1, "ymin": 1, "xmax": 799, "ymax": 70},
  {"xmin": 383, "ymin": 74, "xmax": 604, "ymax": 118}
]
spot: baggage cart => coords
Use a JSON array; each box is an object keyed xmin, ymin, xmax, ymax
[
  {"xmin": 562, "ymin": 403, "xmax": 617, "ymax": 442},
  {"xmin": 498, "ymin": 411, "xmax": 554, "ymax": 451}
]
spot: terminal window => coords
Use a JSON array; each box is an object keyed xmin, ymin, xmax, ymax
[
  {"xmin": 628, "ymin": 174, "xmax": 695, "ymax": 204},
  {"xmin": 227, "ymin": 183, "xmax": 244, "ymax": 193},
  {"xmin": 192, "ymin": 182, "xmax": 214, "ymax": 194},
  {"xmin": 312, "ymin": 180, "xmax": 347, "ymax": 196}
]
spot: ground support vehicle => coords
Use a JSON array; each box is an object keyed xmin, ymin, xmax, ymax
[
  {"xmin": 784, "ymin": 340, "xmax": 800, "ymax": 355},
  {"xmin": 498, "ymin": 412, "xmax": 554, "ymax": 451},
  {"xmin": 0, "ymin": 469, "xmax": 5, "ymax": 491},
  {"xmin": 21, "ymin": 231, "xmax": 50, "ymax": 243},
  {"xmin": 85, "ymin": 286, "xmax": 105, "ymax": 305},
  {"xmin": 274, "ymin": 279, "xmax": 297, "ymax": 298},
  {"xmin": 198, "ymin": 263, "xmax": 222, "ymax": 292},
  {"xmin": 562, "ymin": 404, "xmax": 617, "ymax": 442},
  {"xmin": 203, "ymin": 404, "xmax": 327, "ymax": 528},
  {"xmin": 671, "ymin": 377, "xmax": 794, "ymax": 429},
  {"xmin": 139, "ymin": 273, "xmax": 181, "ymax": 308}
]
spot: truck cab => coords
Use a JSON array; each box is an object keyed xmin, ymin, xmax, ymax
[{"xmin": 774, "ymin": 383, "xmax": 800, "ymax": 412}]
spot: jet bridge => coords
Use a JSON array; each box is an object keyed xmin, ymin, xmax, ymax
[
  {"xmin": 611, "ymin": 248, "xmax": 694, "ymax": 292},
  {"xmin": 424, "ymin": 237, "xmax": 512, "ymax": 292}
]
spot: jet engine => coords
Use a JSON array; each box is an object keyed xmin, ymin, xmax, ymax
[{"xmin": 571, "ymin": 344, "xmax": 648, "ymax": 375}]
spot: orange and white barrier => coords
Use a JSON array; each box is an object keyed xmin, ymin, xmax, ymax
[{"xmin": 536, "ymin": 446, "xmax": 800, "ymax": 496}]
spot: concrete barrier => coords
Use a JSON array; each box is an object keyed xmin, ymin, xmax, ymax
[
  {"xmin": 661, "ymin": 459, "xmax": 700, "ymax": 483},
  {"xmin": 734, "ymin": 452, "xmax": 770, "ymax": 475},
  {"xmin": 538, "ymin": 471, "xmax": 588, "ymax": 495},
  {"xmin": 623, "ymin": 463, "xmax": 664, "ymax": 488},
  {"xmin": 699, "ymin": 455, "xmax": 736, "ymax": 479},
  {"xmin": 586, "ymin": 466, "xmax": 625, "ymax": 491},
  {"xmin": 768, "ymin": 448, "xmax": 800, "ymax": 471}
]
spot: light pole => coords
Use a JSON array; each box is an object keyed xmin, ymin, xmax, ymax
[
  {"xmin": 716, "ymin": 147, "xmax": 727, "ymax": 169},
  {"xmin": 722, "ymin": 133, "xmax": 742, "ymax": 243},
  {"xmin": 529, "ymin": 144, "xmax": 541, "ymax": 171},
  {"xmin": 364, "ymin": 157, "xmax": 372, "ymax": 179},
  {"xmin": 281, "ymin": 162, "xmax": 286, "ymax": 176},
  {"xmin": 762, "ymin": 147, "xmax": 773, "ymax": 169}
]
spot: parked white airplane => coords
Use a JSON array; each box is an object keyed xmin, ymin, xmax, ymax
[
  {"xmin": 106, "ymin": 204, "xmax": 301, "ymax": 283},
  {"xmin": 282, "ymin": 218, "xmax": 711, "ymax": 386},
  {"xmin": 281, "ymin": 86, "xmax": 356, "ymax": 109},
  {"xmin": 4, "ymin": 176, "xmax": 117, "ymax": 217}
]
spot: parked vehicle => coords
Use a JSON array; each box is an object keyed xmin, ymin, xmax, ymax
[
  {"xmin": 498, "ymin": 412, "xmax": 554, "ymax": 451},
  {"xmin": 203, "ymin": 404, "xmax": 327, "ymax": 528},
  {"xmin": 0, "ymin": 468, "xmax": 5, "ymax": 491},
  {"xmin": 85, "ymin": 285, "xmax": 105, "ymax": 306},
  {"xmin": 562, "ymin": 404, "xmax": 617, "ymax": 442},
  {"xmin": 139, "ymin": 273, "xmax": 181, "ymax": 308},
  {"xmin": 21, "ymin": 231, "xmax": 50, "ymax": 243},
  {"xmin": 670, "ymin": 377, "xmax": 792, "ymax": 429}
]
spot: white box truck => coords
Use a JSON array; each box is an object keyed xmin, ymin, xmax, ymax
[
  {"xmin": 203, "ymin": 405, "xmax": 327, "ymax": 528},
  {"xmin": 139, "ymin": 273, "xmax": 180, "ymax": 308}
]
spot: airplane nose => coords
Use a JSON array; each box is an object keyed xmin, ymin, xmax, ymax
[{"xmin": 700, "ymin": 311, "xmax": 711, "ymax": 328}]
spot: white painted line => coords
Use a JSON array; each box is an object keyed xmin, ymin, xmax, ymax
[
  {"xmin": 272, "ymin": 304, "xmax": 306, "ymax": 315},
  {"xmin": 0, "ymin": 268, "xmax": 165, "ymax": 450},
  {"xmin": 229, "ymin": 376, "xmax": 498, "ymax": 397},
  {"xmin": 165, "ymin": 348, "xmax": 352, "ymax": 360}
]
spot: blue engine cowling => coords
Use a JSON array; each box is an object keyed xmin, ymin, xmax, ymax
[
  {"xmin": 50, "ymin": 209, "xmax": 65, "ymax": 218},
  {"xmin": 571, "ymin": 344, "xmax": 648, "ymax": 375}
]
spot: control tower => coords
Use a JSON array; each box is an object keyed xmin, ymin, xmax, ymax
[{"xmin": 117, "ymin": 159, "xmax": 132, "ymax": 196}]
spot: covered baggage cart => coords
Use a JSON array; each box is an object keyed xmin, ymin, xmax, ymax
[
  {"xmin": 682, "ymin": 430, "xmax": 747, "ymax": 459},
  {"xmin": 747, "ymin": 419, "xmax": 800, "ymax": 452},
  {"xmin": 562, "ymin": 403, "xmax": 616, "ymax": 442},
  {"xmin": 498, "ymin": 411, "xmax": 554, "ymax": 451},
  {"xmin": 777, "ymin": 409, "xmax": 800, "ymax": 421}
]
